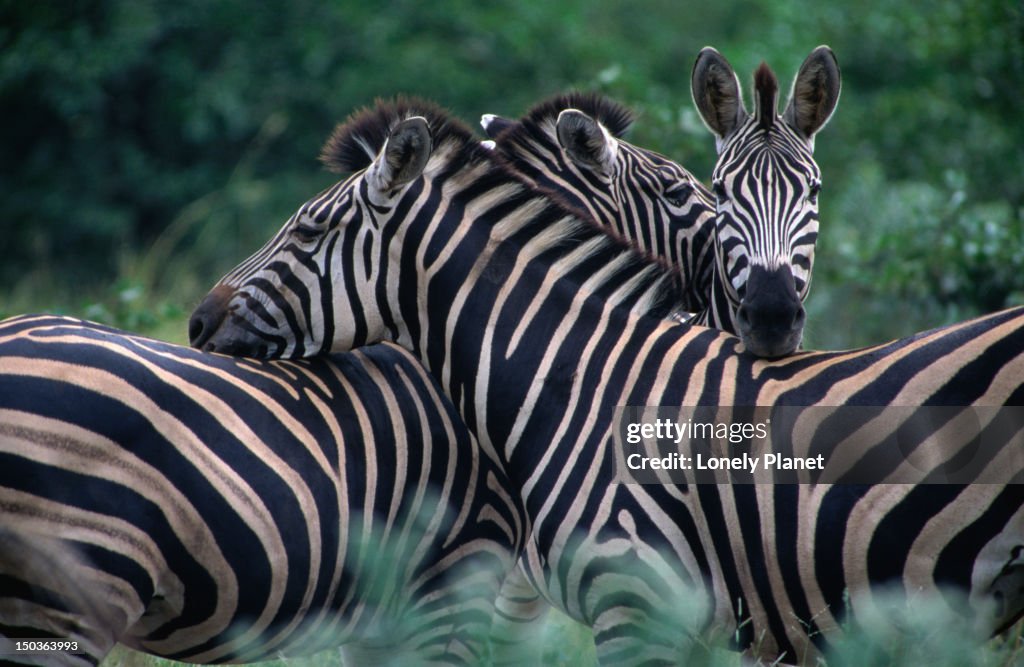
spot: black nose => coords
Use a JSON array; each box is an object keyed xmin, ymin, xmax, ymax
[
  {"xmin": 735, "ymin": 300, "xmax": 805, "ymax": 334},
  {"xmin": 189, "ymin": 284, "xmax": 235, "ymax": 349},
  {"xmin": 735, "ymin": 265, "xmax": 804, "ymax": 357}
]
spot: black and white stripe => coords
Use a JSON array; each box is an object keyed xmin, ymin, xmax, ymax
[
  {"xmin": 481, "ymin": 92, "xmax": 716, "ymax": 317},
  {"xmin": 692, "ymin": 46, "xmax": 841, "ymax": 357},
  {"xmin": 190, "ymin": 88, "xmax": 1024, "ymax": 664},
  {"xmin": 0, "ymin": 314, "xmax": 523, "ymax": 665},
  {"xmin": 481, "ymin": 48, "xmax": 839, "ymax": 361}
]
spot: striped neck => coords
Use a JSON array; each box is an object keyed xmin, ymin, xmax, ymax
[{"xmin": 490, "ymin": 93, "xmax": 717, "ymax": 316}]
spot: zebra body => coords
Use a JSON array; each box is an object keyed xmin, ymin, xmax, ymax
[
  {"xmin": 481, "ymin": 95, "xmax": 723, "ymax": 660},
  {"xmin": 479, "ymin": 76, "xmax": 837, "ymax": 657},
  {"xmin": 0, "ymin": 314, "xmax": 523, "ymax": 665},
  {"xmin": 190, "ymin": 90, "xmax": 1024, "ymax": 664}
]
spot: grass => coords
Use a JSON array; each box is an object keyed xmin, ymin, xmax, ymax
[
  {"xmin": 97, "ymin": 604, "xmax": 1024, "ymax": 666},
  {"xmin": 99, "ymin": 610, "xmax": 596, "ymax": 667}
]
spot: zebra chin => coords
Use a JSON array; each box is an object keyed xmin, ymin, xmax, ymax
[
  {"xmin": 738, "ymin": 326, "xmax": 804, "ymax": 359},
  {"xmin": 192, "ymin": 324, "xmax": 279, "ymax": 359},
  {"xmin": 199, "ymin": 332, "xmax": 277, "ymax": 358}
]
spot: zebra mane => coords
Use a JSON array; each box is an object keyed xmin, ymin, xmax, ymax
[
  {"xmin": 320, "ymin": 96, "xmax": 484, "ymax": 173},
  {"xmin": 754, "ymin": 63, "xmax": 778, "ymax": 131},
  {"xmin": 518, "ymin": 91, "xmax": 635, "ymax": 139}
]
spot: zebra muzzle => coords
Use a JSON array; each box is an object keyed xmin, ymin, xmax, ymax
[{"xmin": 735, "ymin": 265, "xmax": 805, "ymax": 358}]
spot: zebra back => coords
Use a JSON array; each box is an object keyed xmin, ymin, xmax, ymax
[{"xmin": 0, "ymin": 314, "xmax": 523, "ymax": 665}]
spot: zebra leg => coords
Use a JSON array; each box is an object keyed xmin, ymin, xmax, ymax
[
  {"xmin": 586, "ymin": 562, "xmax": 717, "ymax": 667},
  {"xmin": 487, "ymin": 561, "xmax": 553, "ymax": 665},
  {"xmin": 591, "ymin": 608, "xmax": 714, "ymax": 667},
  {"xmin": 337, "ymin": 554, "xmax": 508, "ymax": 666},
  {"xmin": 592, "ymin": 630, "xmax": 719, "ymax": 666}
]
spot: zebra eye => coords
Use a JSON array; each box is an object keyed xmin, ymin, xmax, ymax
[
  {"xmin": 807, "ymin": 179, "xmax": 822, "ymax": 204},
  {"xmin": 291, "ymin": 224, "xmax": 321, "ymax": 242},
  {"xmin": 664, "ymin": 184, "xmax": 692, "ymax": 208}
]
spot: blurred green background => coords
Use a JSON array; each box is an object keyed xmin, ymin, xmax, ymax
[{"xmin": 1, "ymin": 0, "xmax": 1022, "ymax": 349}]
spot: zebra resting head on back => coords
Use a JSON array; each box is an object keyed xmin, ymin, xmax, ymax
[
  {"xmin": 481, "ymin": 51, "xmax": 838, "ymax": 360},
  {"xmin": 190, "ymin": 94, "xmax": 1024, "ymax": 664},
  {"xmin": 0, "ymin": 314, "xmax": 524, "ymax": 665},
  {"xmin": 692, "ymin": 46, "xmax": 841, "ymax": 357},
  {"xmin": 188, "ymin": 96, "xmax": 685, "ymax": 359}
]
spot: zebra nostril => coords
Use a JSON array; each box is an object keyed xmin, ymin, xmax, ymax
[
  {"xmin": 189, "ymin": 284, "xmax": 235, "ymax": 349},
  {"xmin": 188, "ymin": 316, "xmax": 205, "ymax": 347},
  {"xmin": 793, "ymin": 306, "xmax": 806, "ymax": 329},
  {"xmin": 188, "ymin": 310, "xmax": 219, "ymax": 349}
]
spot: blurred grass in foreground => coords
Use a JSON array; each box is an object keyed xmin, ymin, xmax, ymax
[
  {"xmin": 99, "ymin": 611, "xmax": 597, "ymax": 667},
  {"xmin": 99, "ymin": 597, "xmax": 1024, "ymax": 666}
]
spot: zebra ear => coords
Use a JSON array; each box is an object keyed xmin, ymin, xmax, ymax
[
  {"xmin": 783, "ymin": 46, "xmax": 841, "ymax": 145},
  {"xmin": 556, "ymin": 108, "xmax": 617, "ymax": 176},
  {"xmin": 691, "ymin": 47, "xmax": 747, "ymax": 147},
  {"xmin": 368, "ymin": 116, "xmax": 432, "ymax": 193}
]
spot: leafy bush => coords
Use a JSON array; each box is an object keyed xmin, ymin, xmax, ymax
[
  {"xmin": 809, "ymin": 164, "xmax": 1024, "ymax": 348},
  {"xmin": 3, "ymin": 1, "xmax": 1022, "ymax": 347}
]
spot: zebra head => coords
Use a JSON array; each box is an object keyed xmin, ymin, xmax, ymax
[
  {"xmin": 483, "ymin": 92, "xmax": 715, "ymax": 313},
  {"xmin": 190, "ymin": 98, "xmax": 463, "ymax": 358},
  {"xmin": 692, "ymin": 46, "xmax": 840, "ymax": 357}
]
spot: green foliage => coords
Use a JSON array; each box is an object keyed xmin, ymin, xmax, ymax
[
  {"xmin": 100, "ymin": 607, "xmax": 1024, "ymax": 666},
  {"xmin": 825, "ymin": 589, "xmax": 1024, "ymax": 667},
  {"xmin": 811, "ymin": 164, "xmax": 1024, "ymax": 347},
  {"xmin": 3, "ymin": 0, "xmax": 1022, "ymax": 346},
  {"xmin": 81, "ymin": 280, "xmax": 183, "ymax": 336}
]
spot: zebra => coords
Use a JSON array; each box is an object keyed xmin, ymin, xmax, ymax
[
  {"xmin": 480, "ymin": 91, "xmax": 716, "ymax": 318},
  {"xmin": 0, "ymin": 314, "xmax": 524, "ymax": 666},
  {"xmin": 188, "ymin": 85, "xmax": 1024, "ymax": 664},
  {"xmin": 476, "ymin": 72, "xmax": 837, "ymax": 654},
  {"xmin": 481, "ymin": 46, "xmax": 839, "ymax": 359}
]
